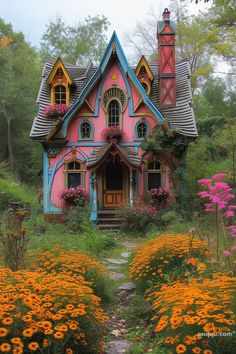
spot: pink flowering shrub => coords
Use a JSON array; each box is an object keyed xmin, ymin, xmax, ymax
[
  {"xmin": 44, "ymin": 104, "xmax": 70, "ymax": 117},
  {"xmin": 147, "ymin": 187, "xmax": 169, "ymax": 206},
  {"xmin": 101, "ymin": 126, "xmax": 123, "ymax": 142},
  {"xmin": 60, "ymin": 186, "xmax": 89, "ymax": 206},
  {"xmin": 118, "ymin": 199, "xmax": 157, "ymax": 233},
  {"xmin": 198, "ymin": 173, "xmax": 236, "ymax": 262}
]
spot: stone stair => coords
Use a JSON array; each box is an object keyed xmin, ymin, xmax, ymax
[{"xmin": 97, "ymin": 209, "xmax": 124, "ymax": 231}]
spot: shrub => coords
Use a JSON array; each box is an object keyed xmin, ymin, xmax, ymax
[
  {"xmin": 118, "ymin": 201, "xmax": 157, "ymax": 234},
  {"xmin": 0, "ymin": 267, "xmax": 107, "ymax": 354},
  {"xmin": 129, "ymin": 234, "xmax": 209, "ymax": 292},
  {"xmin": 28, "ymin": 245, "xmax": 108, "ymax": 301},
  {"xmin": 63, "ymin": 205, "xmax": 90, "ymax": 233},
  {"xmin": 147, "ymin": 273, "xmax": 236, "ymax": 354},
  {"xmin": 0, "ymin": 209, "xmax": 29, "ymax": 271}
]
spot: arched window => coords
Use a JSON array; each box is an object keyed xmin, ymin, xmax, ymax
[
  {"xmin": 79, "ymin": 120, "xmax": 93, "ymax": 140},
  {"xmin": 54, "ymin": 85, "xmax": 67, "ymax": 104},
  {"xmin": 135, "ymin": 120, "xmax": 150, "ymax": 139},
  {"xmin": 108, "ymin": 100, "xmax": 120, "ymax": 127},
  {"xmin": 64, "ymin": 160, "xmax": 86, "ymax": 188},
  {"xmin": 147, "ymin": 160, "xmax": 162, "ymax": 190}
]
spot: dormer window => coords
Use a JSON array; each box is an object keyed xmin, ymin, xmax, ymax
[
  {"xmin": 54, "ymin": 84, "xmax": 67, "ymax": 104},
  {"xmin": 46, "ymin": 58, "xmax": 76, "ymax": 107},
  {"xmin": 135, "ymin": 56, "xmax": 154, "ymax": 96}
]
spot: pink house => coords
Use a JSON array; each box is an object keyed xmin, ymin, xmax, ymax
[{"xmin": 30, "ymin": 9, "xmax": 197, "ymax": 226}]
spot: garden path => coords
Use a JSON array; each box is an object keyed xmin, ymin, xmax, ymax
[{"xmin": 102, "ymin": 240, "xmax": 141, "ymax": 354}]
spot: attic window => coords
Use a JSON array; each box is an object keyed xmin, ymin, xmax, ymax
[{"xmin": 54, "ymin": 85, "xmax": 67, "ymax": 105}]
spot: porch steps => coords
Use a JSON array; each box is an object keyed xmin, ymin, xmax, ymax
[{"xmin": 97, "ymin": 209, "xmax": 124, "ymax": 231}]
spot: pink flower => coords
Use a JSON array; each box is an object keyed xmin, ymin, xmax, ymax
[
  {"xmin": 223, "ymin": 250, "xmax": 231, "ymax": 256},
  {"xmin": 188, "ymin": 227, "xmax": 196, "ymax": 233},
  {"xmin": 198, "ymin": 191, "xmax": 209, "ymax": 198},
  {"xmin": 230, "ymin": 246, "xmax": 236, "ymax": 252},
  {"xmin": 198, "ymin": 179, "xmax": 211, "ymax": 187},
  {"xmin": 211, "ymin": 173, "xmax": 227, "ymax": 181},
  {"xmin": 224, "ymin": 210, "xmax": 235, "ymax": 218}
]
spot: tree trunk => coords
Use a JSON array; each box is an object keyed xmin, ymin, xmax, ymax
[{"xmin": 1, "ymin": 104, "xmax": 14, "ymax": 171}]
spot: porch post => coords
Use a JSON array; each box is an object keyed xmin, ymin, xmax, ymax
[
  {"xmin": 90, "ymin": 171, "xmax": 98, "ymax": 223},
  {"xmin": 129, "ymin": 168, "xmax": 134, "ymax": 207}
]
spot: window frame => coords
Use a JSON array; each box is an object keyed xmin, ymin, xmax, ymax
[
  {"xmin": 145, "ymin": 160, "xmax": 166, "ymax": 191},
  {"xmin": 107, "ymin": 99, "xmax": 121, "ymax": 127},
  {"xmin": 78, "ymin": 120, "xmax": 94, "ymax": 140},
  {"xmin": 51, "ymin": 83, "xmax": 70, "ymax": 106},
  {"xmin": 135, "ymin": 119, "xmax": 150, "ymax": 140},
  {"xmin": 63, "ymin": 159, "xmax": 86, "ymax": 188}
]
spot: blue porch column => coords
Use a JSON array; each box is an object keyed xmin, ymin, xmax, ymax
[
  {"xmin": 129, "ymin": 168, "xmax": 134, "ymax": 207},
  {"xmin": 90, "ymin": 172, "xmax": 98, "ymax": 222}
]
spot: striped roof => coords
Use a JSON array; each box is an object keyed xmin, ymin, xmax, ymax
[
  {"xmin": 87, "ymin": 143, "xmax": 142, "ymax": 170},
  {"xmin": 30, "ymin": 57, "xmax": 197, "ymax": 139}
]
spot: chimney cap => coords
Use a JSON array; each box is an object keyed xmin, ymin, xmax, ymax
[{"xmin": 162, "ymin": 8, "xmax": 170, "ymax": 21}]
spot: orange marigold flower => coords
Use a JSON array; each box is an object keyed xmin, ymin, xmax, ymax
[
  {"xmin": 203, "ymin": 351, "xmax": 212, "ymax": 354},
  {"xmin": 22, "ymin": 328, "xmax": 34, "ymax": 337},
  {"xmin": 176, "ymin": 344, "xmax": 187, "ymax": 353},
  {"xmin": 2, "ymin": 317, "xmax": 13, "ymax": 326},
  {"xmin": 28, "ymin": 342, "xmax": 39, "ymax": 351},
  {"xmin": 0, "ymin": 328, "xmax": 8, "ymax": 337},
  {"xmin": 192, "ymin": 347, "xmax": 201, "ymax": 353},
  {"xmin": 10, "ymin": 338, "xmax": 21, "ymax": 345},
  {"xmin": 69, "ymin": 323, "xmax": 77, "ymax": 330},
  {"xmin": 66, "ymin": 349, "xmax": 73, "ymax": 354},
  {"xmin": 0, "ymin": 343, "xmax": 11, "ymax": 352},
  {"xmin": 54, "ymin": 331, "xmax": 64, "ymax": 339},
  {"xmin": 22, "ymin": 315, "xmax": 32, "ymax": 322}
]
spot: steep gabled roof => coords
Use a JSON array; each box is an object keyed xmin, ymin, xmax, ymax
[
  {"xmin": 46, "ymin": 57, "xmax": 75, "ymax": 86},
  {"xmin": 30, "ymin": 33, "xmax": 197, "ymax": 140}
]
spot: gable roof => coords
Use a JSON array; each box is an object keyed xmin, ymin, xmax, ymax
[
  {"xmin": 87, "ymin": 143, "xmax": 142, "ymax": 170},
  {"xmin": 30, "ymin": 33, "xmax": 197, "ymax": 140},
  {"xmin": 46, "ymin": 57, "xmax": 75, "ymax": 86}
]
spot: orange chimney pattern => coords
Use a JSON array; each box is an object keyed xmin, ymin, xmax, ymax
[{"xmin": 158, "ymin": 9, "xmax": 176, "ymax": 108}]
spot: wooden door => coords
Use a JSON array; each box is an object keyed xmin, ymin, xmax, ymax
[{"xmin": 103, "ymin": 161, "xmax": 124, "ymax": 208}]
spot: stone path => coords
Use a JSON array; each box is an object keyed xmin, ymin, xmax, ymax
[{"xmin": 102, "ymin": 241, "xmax": 140, "ymax": 354}]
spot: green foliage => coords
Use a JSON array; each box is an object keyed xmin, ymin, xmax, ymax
[
  {"xmin": 142, "ymin": 128, "xmax": 190, "ymax": 157},
  {"xmin": 63, "ymin": 204, "xmax": 91, "ymax": 233},
  {"xmin": 40, "ymin": 15, "xmax": 110, "ymax": 65},
  {"xmin": 0, "ymin": 18, "xmax": 42, "ymax": 182}
]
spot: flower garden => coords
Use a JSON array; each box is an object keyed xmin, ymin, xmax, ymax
[{"xmin": 0, "ymin": 173, "xmax": 235, "ymax": 353}]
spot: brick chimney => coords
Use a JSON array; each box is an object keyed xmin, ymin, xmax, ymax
[{"xmin": 157, "ymin": 8, "xmax": 176, "ymax": 107}]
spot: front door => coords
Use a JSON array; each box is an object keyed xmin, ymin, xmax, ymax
[{"xmin": 104, "ymin": 161, "xmax": 124, "ymax": 208}]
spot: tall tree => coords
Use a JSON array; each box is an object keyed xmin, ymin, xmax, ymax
[
  {"xmin": 40, "ymin": 15, "xmax": 110, "ymax": 65},
  {"xmin": 0, "ymin": 18, "xmax": 42, "ymax": 181}
]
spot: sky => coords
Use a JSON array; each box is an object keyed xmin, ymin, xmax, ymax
[{"xmin": 0, "ymin": 0, "xmax": 209, "ymax": 54}]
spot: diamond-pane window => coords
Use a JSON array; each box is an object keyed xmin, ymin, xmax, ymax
[{"xmin": 108, "ymin": 100, "xmax": 120, "ymax": 127}]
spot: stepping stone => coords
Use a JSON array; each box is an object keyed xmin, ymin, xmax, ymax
[
  {"xmin": 103, "ymin": 258, "xmax": 128, "ymax": 265},
  {"xmin": 118, "ymin": 282, "xmax": 136, "ymax": 291},
  {"xmin": 120, "ymin": 252, "xmax": 130, "ymax": 258},
  {"xmin": 121, "ymin": 241, "xmax": 140, "ymax": 248},
  {"xmin": 106, "ymin": 265, "xmax": 120, "ymax": 271},
  {"xmin": 105, "ymin": 340, "xmax": 131, "ymax": 354},
  {"xmin": 109, "ymin": 273, "xmax": 125, "ymax": 280}
]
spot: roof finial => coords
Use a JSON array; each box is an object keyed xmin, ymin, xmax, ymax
[{"xmin": 162, "ymin": 8, "xmax": 170, "ymax": 21}]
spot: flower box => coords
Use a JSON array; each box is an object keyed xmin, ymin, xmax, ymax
[
  {"xmin": 44, "ymin": 104, "xmax": 70, "ymax": 118},
  {"xmin": 101, "ymin": 126, "xmax": 123, "ymax": 142},
  {"xmin": 60, "ymin": 186, "xmax": 89, "ymax": 206}
]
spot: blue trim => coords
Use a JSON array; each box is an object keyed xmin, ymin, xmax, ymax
[
  {"xmin": 134, "ymin": 119, "xmax": 150, "ymax": 140},
  {"xmin": 61, "ymin": 31, "xmax": 164, "ymax": 137},
  {"xmin": 78, "ymin": 119, "xmax": 94, "ymax": 140}
]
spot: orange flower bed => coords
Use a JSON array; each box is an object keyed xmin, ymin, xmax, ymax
[
  {"xmin": 129, "ymin": 234, "xmax": 209, "ymax": 291},
  {"xmin": 0, "ymin": 267, "xmax": 108, "ymax": 353},
  {"xmin": 28, "ymin": 246, "xmax": 107, "ymax": 300},
  {"xmin": 148, "ymin": 273, "xmax": 236, "ymax": 353}
]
